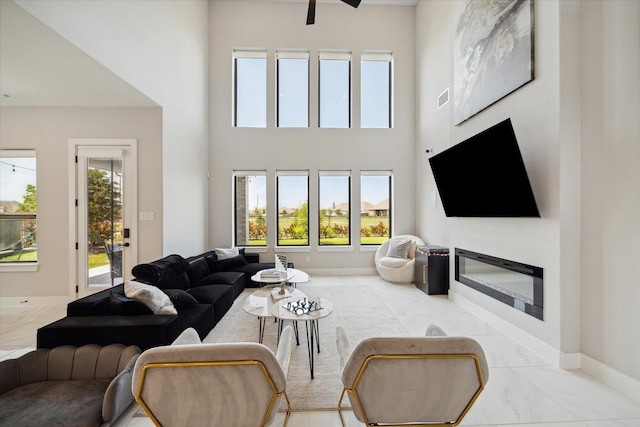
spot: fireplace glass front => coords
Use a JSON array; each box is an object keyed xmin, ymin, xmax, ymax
[{"xmin": 455, "ymin": 248, "xmax": 543, "ymax": 320}]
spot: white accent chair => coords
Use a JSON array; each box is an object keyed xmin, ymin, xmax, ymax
[
  {"xmin": 132, "ymin": 326, "xmax": 294, "ymax": 427},
  {"xmin": 374, "ymin": 234, "xmax": 425, "ymax": 283},
  {"xmin": 336, "ymin": 325, "xmax": 489, "ymax": 427}
]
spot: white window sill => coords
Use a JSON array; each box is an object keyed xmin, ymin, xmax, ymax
[
  {"xmin": 317, "ymin": 246, "xmax": 353, "ymax": 252},
  {"xmin": 274, "ymin": 246, "xmax": 311, "ymax": 253},
  {"xmin": 0, "ymin": 262, "xmax": 40, "ymax": 272}
]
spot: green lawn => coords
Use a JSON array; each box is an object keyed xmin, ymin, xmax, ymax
[
  {"xmin": 244, "ymin": 215, "xmax": 390, "ymax": 246},
  {"xmin": 0, "ymin": 250, "xmax": 37, "ymax": 262}
]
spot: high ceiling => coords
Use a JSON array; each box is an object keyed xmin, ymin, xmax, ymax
[
  {"xmin": 0, "ymin": 1, "xmax": 156, "ymax": 108},
  {"xmin": 0, "ymin": 0, "xmax": 416, "ymax": 108}
]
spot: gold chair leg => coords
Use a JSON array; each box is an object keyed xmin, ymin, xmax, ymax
[
  {"xmin": 337, "ymin": 388, "xmax": 348, "ymax": 427},
  {"xmin": 282, "ymin": 391, "xmax": 292, "ymax": 427}
]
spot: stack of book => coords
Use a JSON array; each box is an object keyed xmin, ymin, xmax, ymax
[{"xmin": 260, "ymin": 268, "xmax": 282, "ymax": 279}]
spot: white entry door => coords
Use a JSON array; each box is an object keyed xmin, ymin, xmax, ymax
[{"xmin": 72, "ymin": 140, "xmax": 137, "ymax": 297}]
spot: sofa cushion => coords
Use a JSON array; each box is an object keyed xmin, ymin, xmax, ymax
[
  {"xmin": 0, "ymin": 379, "xmax": 111, "ymax": 427},
  {"xmin": 125, "ymin": 281, "xmax": 177, "ymax": 315},
  {"xmin": 164, "ymin": 289, "xmax": 199, "ymax": 308},
  {"xmin": 192, "ymin": 271, "xmax": 245, "ymax": 298},
  {"xmin": 37, "ymin": 315, "xmax": 182, "ymax": 351},
  {"xmin": 132, "ymin": 254, "xmax": 190, "ymax": 283},
  {"xmin": 67, "ymin": 287, "xmax": 114, "ymax": 317},
  {"xmin": 187, "ymin": 256, "xmax": 210, "ymax": 285},
  {"xmin": 176, "ymin": 304, "xmax": 215, "ymax": 338},
  {"xmin": 155, "ymin": 271, "xmax": 190, "ymax": 291},
  {"xmin": 187, "ymin": 285, "xmax": 235, "ymax": 325},
  {"xmin": 213, "ymin": 254, "xmax": 247, "ymax": 271},
  {"xmin": 109, "ymin": 290, "xmax": 154, "ymax": 315}
]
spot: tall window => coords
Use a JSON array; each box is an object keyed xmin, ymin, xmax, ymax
[
  {"xmin": 234, "ymin": 171, "xmax": 267, "ymax": 247},
  {"xmin": 361, "ymin": 52, "xmax": 393, "ymax": 128},
  {"xmin": 233, "ymin": 50, "xmax": 267, "ymax": 127},
  {"xmin": 277, "ymin": 51, "xmax": 309, "ymax": 128},
  {"xmin": 319, "ymin": 171, "xmax": 350, "ymax": 246},
  {"xmin": 319, "ymin": 51, "xmax": 351, "ymax": 128},
  {"xmin": 277, "ymin": 171, "xmax": 309, "ymax": 246},
  {"xmin": 0, "ymin": 150, "xmax": 37, "ymax": 262},
  {"xmin": 360, "ymin": 172, "xmax": 392, "ymax": 245}
]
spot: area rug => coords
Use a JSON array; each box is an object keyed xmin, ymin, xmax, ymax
[{"xmin": 204, "ymin": 282, "xmax": 410, "ymax": 411}]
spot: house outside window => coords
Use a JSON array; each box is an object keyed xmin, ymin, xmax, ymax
[
  {"xmin": 319, "ymin": 50, "xmax": 351, "ymax": 128},
  {"xmin": 233, "ymin": 50, "xmax": 267, "ymax": 127},
  {"xmin": 360, "ymin": 171, "xmax": 392, "ymax": 245},
  {"xmin": 0, "ymin": 150, "xmax": 37, "ymax": 263},
  {"xmin": 234, "ymin": 171, "xmax": 267, "ymax": 247},
  {"xmin": 277, "ymin": 50, "xmax": 309, "ymax": 128},
  {"xmin": 319, "ymin": 171, "xmax": 350, "ymax": 246},
  {"xmin": 361, "ymin": 52, "xmax": 393, "ymax": 128},
  {"xmin": 277, "ymin": 171, "xmax": 309, "ymax": 246}
]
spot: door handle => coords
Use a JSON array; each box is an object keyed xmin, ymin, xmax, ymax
[{"xmin": 123, "ymin": 242, "xmax": 130, "ymax": 247}]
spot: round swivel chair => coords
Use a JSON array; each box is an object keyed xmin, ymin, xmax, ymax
[{"xmin": 375, "ymin": 235, "xmax": 425, "ymax": 283}]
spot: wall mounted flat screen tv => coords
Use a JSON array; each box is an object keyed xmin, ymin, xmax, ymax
[{"xmin": 428, "ymin": 118, "xmax": 540, "ymax": 217}]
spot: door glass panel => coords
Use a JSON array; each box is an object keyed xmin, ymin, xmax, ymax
[{"xmin": 87, "ymin": 158, "xmax": 123, "ymax": 287}]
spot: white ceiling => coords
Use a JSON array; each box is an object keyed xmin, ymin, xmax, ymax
[
  {"xmin": 0, "ymin": 0, "xmax": 416, "ymax": 108},
  {"xmin": 0, "ymin": 0, "xmax": 157, "ymax": 108}
]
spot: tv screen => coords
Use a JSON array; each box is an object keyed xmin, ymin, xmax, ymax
[{"xmin": 428, "ymin": 118, "xmax": 540, "ymax": 217}]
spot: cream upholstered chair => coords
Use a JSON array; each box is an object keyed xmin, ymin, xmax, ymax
[
  {"xmin": 132, "ymin": 326, "xmax": 294, "ymax": 427},
  {"xmin": 375, "ymin": 234, "xmax": 425, "ymax": 283},
  {"xmin": 335, "ymin": 325, "xmax": 489, "ymax": 427}
]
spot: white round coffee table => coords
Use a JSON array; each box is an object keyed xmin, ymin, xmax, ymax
[
  {"xmin": 243, "ymin": 285, "xmax": 306, "ymax": 343},
  {"xmin": 251, "ymin": 268, "xmax": 310, "ymax": 288},
  {"xmin": 270, "ymin": 296, "xmax": 333, "ymax": 379}
]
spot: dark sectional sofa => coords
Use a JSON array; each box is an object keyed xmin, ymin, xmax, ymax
[{"xmin": 37, "ymin": 250, "xmax": 286, "ymax": 350}]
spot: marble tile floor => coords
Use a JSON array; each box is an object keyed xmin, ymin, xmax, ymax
[{"xmin": 1, "ymin": 275, "xmax": 639, "ymax": 426}]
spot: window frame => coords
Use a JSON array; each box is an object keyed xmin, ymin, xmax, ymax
[
  {"xmin": 318, "ymin": 171, "xmax": 351, "ymax": 247},
  {"xmin": 233, "ymin": 170, "xmax": 267, "ymax": 248},
  {"xmin": 276, "ymin": 50, "xmax": 310, "ymax": 128},
  {"xmin": 360, "ymin": 171, "xmax": 393, "ymax": 246},
  {"xmin": 233, "ymin": 50, "xmax": 268, "ymax": 128},
  {"xmin": 318, "ymin": 50, "xmax": 352, "ymax": 129},
  {"xmin": 0, "ymin": 149, "xmax": 38, "ymax": 271},
  {"xmin": 276, "ymin": 170, "xmax": 310, "ymax": 248},
  {"xmin": 360, "ymin": 51, "xmax": 393, "ymax": 129}
]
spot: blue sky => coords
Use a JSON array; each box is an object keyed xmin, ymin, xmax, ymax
[{"xmin": 0, "ymin": 157, "xmax": 36, "ymax": 203}]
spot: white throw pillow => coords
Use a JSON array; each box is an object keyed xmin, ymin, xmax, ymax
[
  {"xmin": 215, "ymin": 247, "xmax": 239, "ymax": 260},
  {"xmin": 408, "ymin": 240, "xmax": 418, "ymax": 259},
  {"xmin": 386, "ymin": 238, "xmax": 412, "ymax": 259},
  {"xmin": 125, "ymin": 280, "xmax": 177, "ymax": 315}
]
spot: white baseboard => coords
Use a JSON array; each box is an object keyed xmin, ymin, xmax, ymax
[
  {"xmin": 0, "ymin": 296, "xmax": 71, "ymax": 307},
  {"xmin": 450, "ymin": 290, "xmax": 640, "ymax": 403},
  {"xmin": 304, "ymin": 267, "xmax": 377, "ymax": 277},
  {"xmin": 581, "ymin": 354, "xmax": 640, "ymax": 403},
  {"xmin": 449, "ymin": 291, "xmax": 564, "ymax": 366}
]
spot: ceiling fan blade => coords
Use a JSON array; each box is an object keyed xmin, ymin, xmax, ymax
[
  {"xmin": 341, "ymin": 0, "xmax": 362, "ymax": 8},
  {"xmin": 306, "ymin": 0, "xmax": 316, "ymax": 25}
]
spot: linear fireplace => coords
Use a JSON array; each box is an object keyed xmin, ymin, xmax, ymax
[{"xmin": 455, "ymin": 249, "xmax": 543, "ymax": 320}]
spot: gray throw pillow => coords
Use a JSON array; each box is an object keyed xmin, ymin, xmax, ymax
[{"xmin": 386, "ymin": 238, "xmax": 412, "ymax": 259}]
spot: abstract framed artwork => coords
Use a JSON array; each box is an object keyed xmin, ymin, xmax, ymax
[{"xmin": 454, "ymin": 0, "xmax": 534, "ymax": 125}]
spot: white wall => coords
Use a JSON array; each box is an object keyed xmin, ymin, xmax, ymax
[
  {"xmin": 417, "ymin": 0, "xmax": 640, "ymax": 385},
  {"xmin": 15, "ymin": 0, "xmax": 210, "ymax": 257},
  {"xmin": 417, "ymin": 0, "xmax": 570, "ymax": 357},
  {"xmin": 580, "ymin": 0, "xmax": 640, "ymax": 383},
  {"xmin": 209, "ymin": 1, "xmax": 416, "ymax": 271},
  {"xmin": 0, "ymin": 107, "xmax": 163, "ymax": 299}
]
